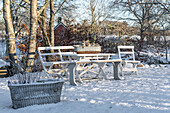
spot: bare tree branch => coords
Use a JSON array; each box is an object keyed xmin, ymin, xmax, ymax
[
  {"xmin": 11, "ymin": 0, "xmax": 30, "ymax": 10},
  {"xmin": 37, "ymin": 2, "xmax": 49, "ymax": 17},
  {"xmin": 54, "ymin": 0, "xmax": 66, "ymax": 15},
  {"xmin": 22, "ymin": 0, "xmax": 30, "ymax": 5}
]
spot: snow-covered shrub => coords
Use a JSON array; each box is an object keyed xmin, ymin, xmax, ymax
[
  {"xmin": 8, "ymin": 72, "xmax": 41, "ymax": 84},
  {"xmin": 4, "ymin": 54, "xmax": 44, "ymax": 84}
]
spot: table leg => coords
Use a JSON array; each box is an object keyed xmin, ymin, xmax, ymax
[
  {"xmin": 113, "ymin": 62, "xmax": 121, "ymax": 80},
  {"xmin": 97, "ymin": 63, "xmax": 107, "ymax": 80},
  {"xmin": 95, "ymin": 62, "xmax": 106, "ymax": 78},
  {"xmin": 68, "ymin": 63, "xmax": 77, "ymax": 86}
]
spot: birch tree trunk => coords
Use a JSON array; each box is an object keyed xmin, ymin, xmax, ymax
[
  {"xmin": 50, "ymin": 0, "xmax": 54, "ymax": 47},
  {"xmin": 42, "ymin": 0, "xmax": 51, "ymax": 47},
  {"xmin": 3, "ymin": 0, "xmax": 17, "ymax": 63},
  {"xmin": 3, "ymin": 0, "xmax": 18, "ymax": 75},
  {"xmin": 26, "ymin": 0, "xmax": 37, "ymax": 71}
]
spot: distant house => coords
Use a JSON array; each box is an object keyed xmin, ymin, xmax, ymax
[{"xmin": 54, "ymin": 17, "xmax": 68, "ymax": 46}]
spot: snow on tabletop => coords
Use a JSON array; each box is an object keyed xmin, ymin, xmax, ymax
[{"xmin": 0, "ymin": 64, "xmax": 170, "ymax": 113}]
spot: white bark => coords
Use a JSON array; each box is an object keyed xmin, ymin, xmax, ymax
[
  {"xmin": 3, "ymin": 0, "xmax": 17, "ymax": 63},
  {"xmin": 27, "ymin": 0, "xmax": 37, "ymax": 71}
]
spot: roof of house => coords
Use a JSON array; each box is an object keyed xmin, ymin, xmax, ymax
[{"xmin": 54, "ymin": 22, "xmax": 68, "ymax": 30}]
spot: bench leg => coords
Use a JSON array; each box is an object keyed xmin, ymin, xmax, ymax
[
  {"xmin": 113, "ymin": 62, "xmax": 121, "ymax": 80},
  {"xmin": 76, "ymin": 66, "xmax": 83, "ymax": 83},
  {"xmin": 133, "ymin": 63, "xmax": 139, "ymax": 75},
  {"xmin": 68, "ymin": 63, "xmax": 77, "ymax": 86}
]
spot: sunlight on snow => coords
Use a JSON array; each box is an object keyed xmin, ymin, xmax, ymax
[{"xmin": 116, "ymin": 102, "xmax": 133, "ymax": 107}]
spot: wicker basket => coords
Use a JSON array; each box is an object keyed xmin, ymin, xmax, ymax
[{"xmin": 8, "ymin": 80, "xmax": 64, "ymax": 109}]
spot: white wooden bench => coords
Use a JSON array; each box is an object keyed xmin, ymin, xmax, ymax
[
  {"xmin": 38, "ymin": 46, "xmax": 75, "ymax": 79},
  {"xmin": 118, "ymin": 46, "xmax": 140, "ymax": 76},
  {"xmin": 38, "ymin": 46, "xmax": 122, "ymax": 85},
  {"xmin": 38, "ymin": 46, "xmax": 102, "ymax": 80}
]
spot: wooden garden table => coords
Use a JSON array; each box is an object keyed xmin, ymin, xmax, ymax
[{"xmin": 61, "ymin": 53, "xmax": 122, "ymax": 85}]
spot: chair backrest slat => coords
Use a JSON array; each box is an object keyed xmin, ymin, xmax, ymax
[
  {"xmin": 118, "ymin": 46, "xmax": 135, "ymax": 61},
  {"xmin": 38, "ymin": 46, "xmax": 75, "ymax": 70}
]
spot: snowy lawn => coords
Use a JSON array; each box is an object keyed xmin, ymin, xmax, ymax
[{"xmin": 0, "ymin": 64, "xmax": 170, "ymax": 113}]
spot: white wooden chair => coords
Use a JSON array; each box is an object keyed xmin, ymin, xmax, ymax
[{"xmin": 118, "ymin": 46, "xmax": 140, "ymax": 76}]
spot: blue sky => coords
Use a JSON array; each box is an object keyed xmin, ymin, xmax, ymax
[{"xmin": 0, "ymin": 0, "xmax": 2, "ymax": 9}]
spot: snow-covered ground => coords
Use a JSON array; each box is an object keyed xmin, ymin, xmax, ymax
[
  {"xmin": 0, "ymin": 64, "xmax": 170, "ymax": 113},
  {"xmin": 101, "ymin": 35, "xmax": 170, "ymax": 41}
]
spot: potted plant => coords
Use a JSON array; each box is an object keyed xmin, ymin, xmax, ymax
[
  {"xmin": 74, "ymin": 40, "xmax": 101, "ymax": 54},
  {"xmin": 5, "ymin": 56, "xmax": 64, "ymax": 109}
]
